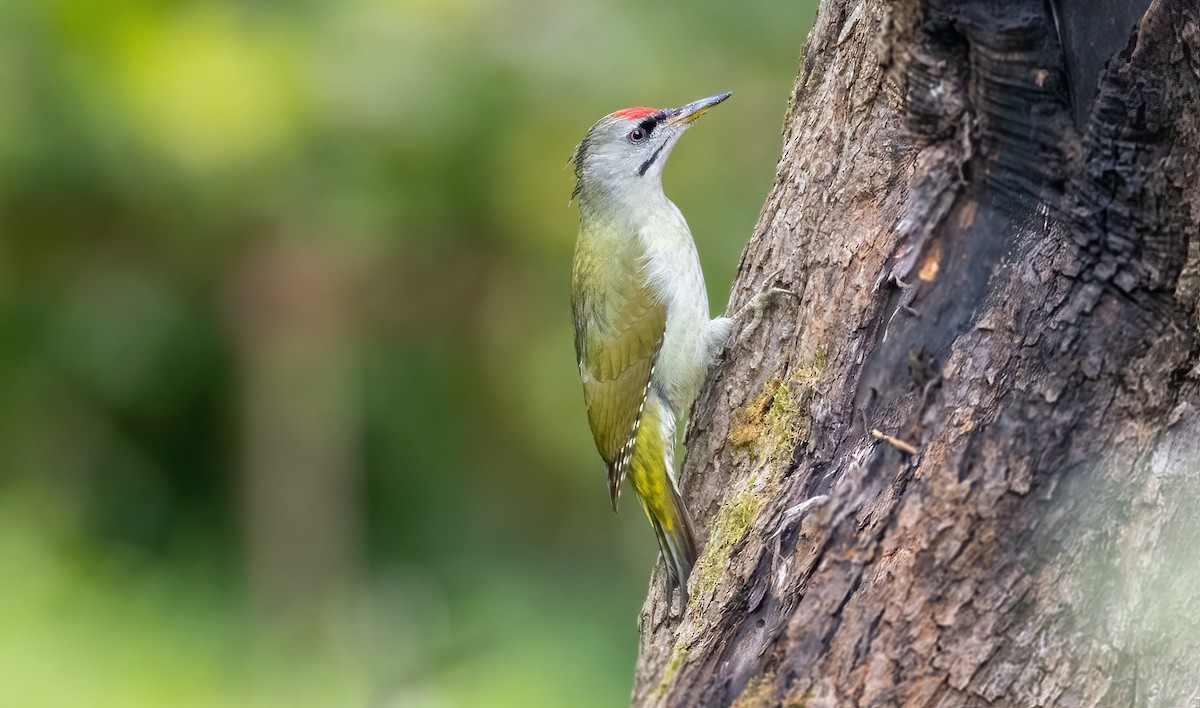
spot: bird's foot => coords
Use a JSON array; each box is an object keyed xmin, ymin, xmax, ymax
[{"xmin": 732, "ymin": 270, "xmax": 796, "ymax": 340}]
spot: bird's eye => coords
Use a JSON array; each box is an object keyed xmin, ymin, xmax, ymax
[{"xmin": 627, "ymin": 128, "xmax": 647, "ymax": 143}]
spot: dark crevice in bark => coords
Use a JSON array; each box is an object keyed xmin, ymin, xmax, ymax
[{"xmin": 1049, "ymin": 0, "xmax": 1154, "ymax": 128}]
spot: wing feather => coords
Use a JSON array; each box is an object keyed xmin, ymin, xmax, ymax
[{"xmin": 572, "ymin": 234, "xmax": 666, "ymax": 509}]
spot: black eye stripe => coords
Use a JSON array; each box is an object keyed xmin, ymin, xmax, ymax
[{"xmin": 637, "ymin": 111, "xmax": 666, "ymax": 135}]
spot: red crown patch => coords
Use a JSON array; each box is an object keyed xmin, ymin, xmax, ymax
[{"xmin": 612, "ymin": 107, "xmax": 659, "ymax": 120}]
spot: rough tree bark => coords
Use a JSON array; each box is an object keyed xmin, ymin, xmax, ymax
[{"xmin": 633, "ymin": 1, "xmax": 1200, "ymax": 706}]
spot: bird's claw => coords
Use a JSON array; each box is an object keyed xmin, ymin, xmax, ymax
[{"xmin": 734, "ymin": 275, "xmax": 797, "ymax": 341}]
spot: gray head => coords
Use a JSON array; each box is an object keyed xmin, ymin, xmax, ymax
[{"xmin": 571, "ymin": 92, "xmax": 732, "ymax": 206}]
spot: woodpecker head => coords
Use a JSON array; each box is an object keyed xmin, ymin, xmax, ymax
[{"xmin": 571, "ymin": 91, "xmax": 731, "ymax": 206}]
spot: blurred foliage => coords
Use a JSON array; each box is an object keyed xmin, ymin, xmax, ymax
[{"xmin": 0, "ymin": 0, "xmax": 815, "ymax": 705}]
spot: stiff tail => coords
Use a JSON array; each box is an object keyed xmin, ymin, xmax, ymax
[
  {"xmin": 628, "ymin": 391, "xmax": 698, "ymax": 600},
  {"xmin": 647, "ymin": 487, "xmax": 698, "ymax": 600}
]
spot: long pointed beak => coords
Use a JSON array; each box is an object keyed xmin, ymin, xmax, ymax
[{"xmin": 663, "ymin": 91, "xmax": 732, "ymax": 127}]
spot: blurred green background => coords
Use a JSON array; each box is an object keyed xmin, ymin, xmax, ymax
[{"xmin": 0, "ymin": 1, "xmax": 814, "ymax": 705}]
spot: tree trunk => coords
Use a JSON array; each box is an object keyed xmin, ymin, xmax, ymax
[{"xmin": 633, "ymin": 1, "xmax": 1200, "ymax": 706}]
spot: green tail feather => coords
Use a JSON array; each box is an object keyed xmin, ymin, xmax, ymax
[
  {"xmin": 649, "ymin": 487, "xmax": 698, "ymax": 601},
  {"xmin": 628, "ymin": 392, "xmax": 697, "ymax": 600}
]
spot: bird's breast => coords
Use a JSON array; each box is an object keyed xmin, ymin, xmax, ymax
[{"xmin": 639, "ymin": 209, "xmax": 712, "ymax": 417}]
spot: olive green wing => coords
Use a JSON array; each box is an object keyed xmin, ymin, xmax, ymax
[{"xmin": 572, "ymin": 239, "xmax": 667, "ymax": 510}]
